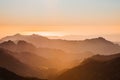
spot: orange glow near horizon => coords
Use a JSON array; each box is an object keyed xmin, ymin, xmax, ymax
[
  {"xmin": 23, "ymin": 32, "xmax": 65, "ymax": 36},
  {"xmin": 0, "ymin": 25, "xmax": 120, "ymax": 41}
]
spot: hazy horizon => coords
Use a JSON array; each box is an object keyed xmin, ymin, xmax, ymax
[
  {"xmin": 0, "ymin": 0, "xmax": 120, "ymax": 41},
  {"xmin": 0, "ymin": 33, "xmax": 120, "ymax": 42}
]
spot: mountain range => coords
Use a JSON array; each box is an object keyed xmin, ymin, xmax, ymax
[
  {"xmin": 0, "ymin": 34, "xmax": 120, "ymax": 55},
  {"xmin": 0, "ymin": 34, "xmax": 120, "ymax": 80},
  {"xmin": 47, "ymin": 34, "xmax": 120, "ymax": 42}
]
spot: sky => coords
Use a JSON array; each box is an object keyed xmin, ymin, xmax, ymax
[{"xmin": 0, "ymin": 0, "xmax": 120, "ymax": 40}]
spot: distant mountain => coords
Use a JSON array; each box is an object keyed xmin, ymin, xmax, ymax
[
  {"xmin": 55, "ymin": 53, "xmax": 120, "ymax": 80},
  {"xmin": 1, "ymin": 34, "xmax": 120, "ymax": 55},
  {"xmin": 0, "ymin": 48, "xmax": 49, "ymax": 79},
  {"xmin": 0, "ymin": 34, "xmax": 49, "ymax": 48},
  {"xmin": 0, "ymin": 40, "xmax": 36, "ymax": 53},
  {"xmin": 0, "ymin": 67, "xmax": 45, "ymax": 80},
  {"xmin": 47, "ymin": 34, "xmax": 120, "ymax": 42}
]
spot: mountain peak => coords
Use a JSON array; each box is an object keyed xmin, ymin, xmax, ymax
[
  {"xmin": 30, "ymin": 34, "xmax": 49, "ymax": 39},
  {"xmin": 17, "ymin": 40, "xmax": 27, "ymax": 44},
  {"xmin": 32, "ymin": 34, "xmax": 39, "ymax": 36},
  {"xmin": 0, "ymin": 40, "xmax": 15, "ymax": 45},
  {"xmin": 84, "ymin": 37, "xmax": 109, "ymax": 42},
  {"xmin": 98, "ymin": 37, "xmax": 106, "ymax": 40},
  {"xmin": 17, "ymin": 40, "xmax": 35, "ymax": 47},
  {"xmin": 14, "ymin": 33, "xmax": 22, "ymax": 36}
]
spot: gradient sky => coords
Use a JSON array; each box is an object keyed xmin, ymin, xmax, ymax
[{"xmin": 0, "ymin": 0, "xmax": 120, "ymax": 39}]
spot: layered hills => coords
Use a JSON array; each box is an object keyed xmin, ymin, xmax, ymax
[{"xmin": 1, "ymin": 34, "xmax": 120, "ymax": 55}]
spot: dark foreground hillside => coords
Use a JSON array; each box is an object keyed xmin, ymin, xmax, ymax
[
  {"xmin": 55, "ymin": 54, "xmax": 120, "ymax": 80},
  {"xmin": 0, "ymin": 67, "xmax": 46, "ymax": 80}
]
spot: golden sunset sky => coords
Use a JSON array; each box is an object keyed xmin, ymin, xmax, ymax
[{"xmin": 0, "ymin": 0, "xmax": 120, "ymax": 41}]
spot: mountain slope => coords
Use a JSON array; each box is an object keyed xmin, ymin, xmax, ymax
[
  {"xmin": 91, "ymin": 53, "xmax": 120, "ymax": 61},
  {"xmin": 0, "ymin": 48, "xmax": 48, "ymax": 79},
  {"xmin": 0, "ymin": 67, "xmax": 45, "ymax": 80},
  {"xmin": 55, "ymin": 54, "xmax": 120, "ymax": 80}
]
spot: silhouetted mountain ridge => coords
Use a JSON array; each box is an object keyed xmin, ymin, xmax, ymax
[
  {"xmin": 55, "ymin": 53, "xmax": 120, "ymax": 80},
  {"xmin": 0, "ymin": 34, "xmax": 120, "ymax": 55},
  {"xmin": 0, "ymin": 40, "xmax": 36, "ymax": 53},
  {"xmin": 91, "ymin": 53, "xmax": 120, "ymax": 61},
  {"xmin": 0, "ymin": 34, "xmax": 49, "ymax": 47}
]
